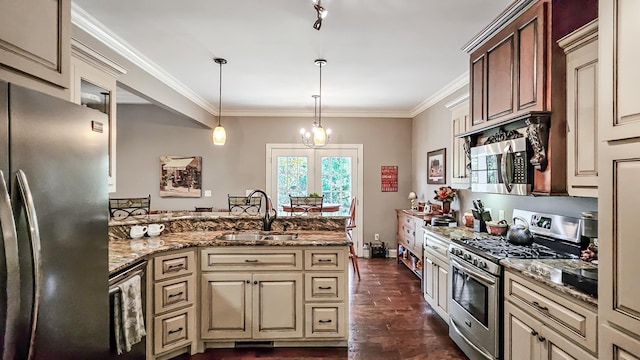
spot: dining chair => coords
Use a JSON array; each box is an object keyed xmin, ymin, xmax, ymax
[
  {"xmin": 109, "ymin": 194, "xmax": 151, "ymax": 220},
  {"xmin": 289, "ymin": 195, "xmax": 324, "ymax": 215},
  {"xmin": 346, "ymin": 196, "xmax": 360, "ymax": 280},
  {"xmin": 228, "ymin": 194, "xmax": 261, "ymax": 214}
]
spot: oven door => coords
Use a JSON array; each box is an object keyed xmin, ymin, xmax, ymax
[{"xmin": 448, "ymin": 257, "xmax": 499, "ymax": 359}]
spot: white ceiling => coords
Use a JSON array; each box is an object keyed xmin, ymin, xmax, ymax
[{"xmin": 72, "ymin": 0, "xmax": 513, "ymax": 118}]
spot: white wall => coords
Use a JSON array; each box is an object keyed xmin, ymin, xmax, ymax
[{"xmin": 114, "ymin": 104, "xmax": 412, "ymax": 247}]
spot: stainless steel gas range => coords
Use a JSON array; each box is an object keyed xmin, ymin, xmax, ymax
[{"xmin": 447, "ymin": 209, "xmax": 587, "ymax": 360}]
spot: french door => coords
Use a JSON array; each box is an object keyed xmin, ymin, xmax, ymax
[{"xmin": 266, "ymin": 144, "xmax": 363, "ymax": 255}]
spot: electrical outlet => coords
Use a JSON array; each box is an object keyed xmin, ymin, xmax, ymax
[
  {"xmin": 204, "ymin": 190, "xmax": 212, "ymax": 197},
  {"xmin": 374, "ymin": 233, "xmax": 380, "ymax": 241},
  {"xmin": 498, "ymin": 210, "xmax": 505, "ymax": 221}
]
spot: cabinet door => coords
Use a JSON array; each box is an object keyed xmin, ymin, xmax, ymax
[
  {"xmin": 598, "ymin": 140, "xmax": 640, "ymax": 336},
  {"xmin": 436, "ymin": 265, "xmax": 449, "ymax": 318},
  {"xmin": 252, "ymin": 273, "xmax": 303, "ymax": 339},
  {"xmin": 601, "ymin": 323, "xmax": 640, "ymax": 360},
  {"xmin": 200, "ymin": 273, "xmax": 252, "ymax": 339},
  {"xmin": 451, "ymin": 102, "xmax": 470, "ymax": 188},
  {"xmin": 504, "ymin": 302, "xmax": 540, "ymax": 360},
  {"xmin": 424, "ymin": 258, "xmax": 435, "ymax": 304},
  {"xmin": 566, "ymin": 36, "xmax": 599, "ymax": 197},
  {"xmin": 470, "ymin": 55, "xmax": 486, "ymax": 125},
  {"xmin": 543, "ymin": 324, "xmax": 597, "ymax": 360},
  {"xmin": 0, "ymin": 0, "xmax": 70, "ymax": 88},
  {"xmin": 486, "ymin": 34, "xmax": 515, "ymax": 120},
  {"xmin": 600, "ymin": 0, "xmax": 640, "ymax": 141}
]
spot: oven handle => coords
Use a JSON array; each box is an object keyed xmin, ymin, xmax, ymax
[
  {"xmin": 500, "ymin": 142, "xmax": 513, "ymax": 193},
  {"xmin": 450, "ymin": 257, "xmax": 496, "ymax": 286},
  {"xmin": 450, "ymin": 319, "xmax": 494, "ymax": 360}
]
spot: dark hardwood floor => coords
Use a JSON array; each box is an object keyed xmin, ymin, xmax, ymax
[{"xmin": 175, "ymin": 258, "xmax": 468, "ymax": 360}]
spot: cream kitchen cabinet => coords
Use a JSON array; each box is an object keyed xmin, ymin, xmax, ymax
[
  {"xmin": 0, "ymin": 0, "xmax": 70, "ymax": 96},
  {"xmin": 599, "ymin": 0, "xmax": 640, "ymax": 353},
  {"xmin": 447, "ymin": 96, "xmax": 470, "ymax": 189},
  {"xmin": 396, "ymin": 210, "xmax": 423, "ymax": 279},
  {"xmin": 423, "ymin": 230, "xmax": 450, "ymax": 323},
  {"xmin": 503, "ymin": 270, "xmax": 598, "ymax": 359},
  {"xmin": 559, "ymin": 21, "xmax": 599, "ymax": 198},
  {"xmin": 200, "ymin": 272, "xmax": 303, "ymax": 340},
  {"xmin": 504, "ymin": 301, "xmax": 596, "ymax": 360},
  {"xmin": 70, "ymin": 40, "xmax": 126, "ymax": 193},
  {"xmin": 150, "ymin": 249, "xmax": 197, "ymax": 358}
]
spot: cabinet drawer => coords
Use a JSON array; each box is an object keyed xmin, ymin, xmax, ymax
[
  {"xmin": 154, "ymin": 276, "xmax": 196, "ymax": 315},
  {"xmin": 601, "ymin": 323, "xmax": 640, "ymax": 359},
  {"xmin": 505, "ymin": 271, "xmax": 597, "ymax": 353},
  {"xmin": 304, "ymin": 249, "xmax": 347, "ymax": 271},
  {"xmin": 402, "ymin": 214, "xmax": 415, "ymax": 230},
  {"xmin": 153, "ymin": 306, "xmax": 195, "ymax": 355},
  {"xmin": 305, "ymin": 272, "xmax": 346, "ymax": 302},
  {"xmin": 305, "ymin": 303, "xmax": 347, "ymax": 338},
  {"xmin": 154, "ymin": 250, "xmax": 195, "ymax": 281},
  {"xmin": 201, "ymin": 248, "xmax": 302, "ymax": 271}
]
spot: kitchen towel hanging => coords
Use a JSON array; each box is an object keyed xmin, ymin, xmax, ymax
[{"xmin": 113, "ymin": 274, "xmax": 146, "ymax": 354}]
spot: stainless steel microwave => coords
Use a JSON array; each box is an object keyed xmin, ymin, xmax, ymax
[{"xmin": 470, "ymin": 137, "xmax": 532, "ymax": 195}]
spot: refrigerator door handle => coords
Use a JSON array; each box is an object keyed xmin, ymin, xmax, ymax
[
  {"xmin": 0, "ymin": 170, "xmax": 20, "ymax": 360},
  {"xmin": 15, "ymin": 170, "xmax": 42, "ymax": 360}
]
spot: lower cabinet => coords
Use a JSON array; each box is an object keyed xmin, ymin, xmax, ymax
[
  {"xmin": 423, "ymin": 230, "xmax": 450, "ymax": 323},
  {"xmin": 200, "ymin": 272, "xmax": 303, "ymax": 340},
  {"xmin": 503, "ymin": 270, "xmax": 598, "ymax": 360},
  {"xmin": 600, "ymin": 324, "xmax": 640, "ymax": 359},
  {"xmin": 505, "ymin": 301, "xmax": 596, "ymax": 360},
  {"xmin": 150, "ymin": 249, "xmax": 197, "ymax": 358}
]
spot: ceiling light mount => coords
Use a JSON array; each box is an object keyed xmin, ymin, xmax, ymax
[{"xmin": 213, "ymin": 57, "xmax": 227, "ymax": 146}]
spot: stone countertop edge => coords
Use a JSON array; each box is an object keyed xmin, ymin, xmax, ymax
[
  {"xmin": 109, "ymin": 230, "xmax": 351, "ymax": 274},
  {"xmin": 109, "ymin": 211, "xmax": 349, "ymax": 226},
  {"xmin": 500, "ymin": 258, "xmax": 598, "ymax": 308}
]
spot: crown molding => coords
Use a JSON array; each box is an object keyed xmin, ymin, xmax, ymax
[
  {"xmin": 445, "ymin": 93, "xmax": 470, "ymax": 110},
  {"xmin": 409, "ymin": 72, "xmax": 469, "ymax": 117},
  {"xmin": 71, "ymin": 3, "xmax": 217, "ymax": 115},
  {"xmin": 222, "ymin": 109, "xmax": 413, "ymax": 118}
]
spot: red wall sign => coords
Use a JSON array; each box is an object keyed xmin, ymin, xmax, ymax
[{"xmin": 381, "ymin": 166, "xmax": 398, "ymax": 192}]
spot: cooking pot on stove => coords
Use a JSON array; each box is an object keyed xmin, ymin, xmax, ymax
[{"xmin": 507, "ymin": 216, "xmax": 534, "ymax": 245}]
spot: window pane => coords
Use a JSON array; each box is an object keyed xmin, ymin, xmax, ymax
[
  {"xmin": 276, "ymin": 156, "xmax": 308, "ymax": 213},
  {"xmin": 321, "ymin": 156, "xmax": 352, "ymax": 215}
]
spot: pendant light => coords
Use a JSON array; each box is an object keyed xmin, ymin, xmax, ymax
[
  {"xmin": 213, "ymin": 58, "xmax": 227, "ymax": 146},
  {"xmin": 300, "ymin": 59, "xmax": 331, "ymax": 148}
]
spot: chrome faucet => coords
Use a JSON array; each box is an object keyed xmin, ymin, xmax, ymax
[{"xmin": 247, "ymin": 189, "xmax": 277, "ymax": 231}]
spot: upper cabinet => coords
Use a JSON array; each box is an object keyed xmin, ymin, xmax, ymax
[
  {"xmin": 70, "ymin": 40, "xmax": 126, "ymax": 193},
  {"xmin": 0, "ymin": 0, "xmax": 70, "ymax": 96},
  {"xmin": 559, "ymin": 21, "xmax": 598, "ymax": 198},
  {"xmin": 447, "ymin": 96, "xmax": 470, "ymax": 188},
  {"xmin": 462, "ymin": 0, "xmax": 597, "ymax": 195}
]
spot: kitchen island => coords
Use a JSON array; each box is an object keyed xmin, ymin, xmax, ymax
[{"xmin": 108, "ymin": 212, "xmax": 351, "ymax": 359}]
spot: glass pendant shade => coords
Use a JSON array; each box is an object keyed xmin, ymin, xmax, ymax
[
  {"xmin": 313, "ymin": 126, "xmax": 326, "ymax": 146},
  {"xmin": 213, "ymin": 125, "xmax": 226, "ymax": 146}
]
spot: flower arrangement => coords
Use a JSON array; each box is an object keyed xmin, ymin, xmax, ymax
[{"xmin": 434, "ymin": 186, "xmax": 458, "ymax": 203}]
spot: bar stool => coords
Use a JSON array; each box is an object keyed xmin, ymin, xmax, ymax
[{"xmin": 346, "ymin": 197, "xmax": 360, "ymax": 280}]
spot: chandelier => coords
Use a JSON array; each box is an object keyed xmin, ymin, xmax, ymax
[{"xmin": 300, "ymin": 59, "xmax": 331, "ymax": 148}]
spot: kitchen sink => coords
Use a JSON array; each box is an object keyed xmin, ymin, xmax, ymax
[{"xmin": 217, "ymin": 233, "xmax": 298, "ymax": 241}]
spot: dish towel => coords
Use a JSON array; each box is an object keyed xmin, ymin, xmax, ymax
[{"xmin": 114, "ymin": 274, "xmax": 146, "ymax": 354}]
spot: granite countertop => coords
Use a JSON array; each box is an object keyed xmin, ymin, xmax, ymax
[
  {"xmin": 501, "ymin": 258, "xmax": 598, "ymax": 307},
  {"xmin": 109, "ymin": 211, "xmax": 348, "ymax": 226},
  {"xmin": 423, "ymin": 225, "xmax": 478, "ymax": 241},
  {"xmin": 109, "ymin": 230, "xmax": 350, "ymax": 274}
]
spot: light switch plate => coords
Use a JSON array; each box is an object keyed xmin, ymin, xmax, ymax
[{"xmin": 204, "ymin": 190, "xmax": 212, "ymax": 197}]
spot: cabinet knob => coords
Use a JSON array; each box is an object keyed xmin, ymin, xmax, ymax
[
  {"xmin": 246, "ymin": 280, "xmax": 250, "ymax": 284},
  {"xmin": 538, "ymin": 336, "xmax": 546, "ymax": 343},
  {"xmin": 531, "ymin": 330, "xmax": 538, "ymax": 337},
  {"xmin": 254, "ymin": 281, "xmax": 258, "ymax": 285}
]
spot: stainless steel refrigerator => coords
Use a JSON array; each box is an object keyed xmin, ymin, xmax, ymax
[{"xmin": 0, "ymin": 81, "xmax": 109, "ymax": 359}]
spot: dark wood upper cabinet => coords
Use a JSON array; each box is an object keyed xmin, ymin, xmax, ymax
[{"xmin": 463, "ymin": 0, "xmax": 597, "ymax": 195}]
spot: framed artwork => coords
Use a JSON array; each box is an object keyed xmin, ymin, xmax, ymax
[
  {"xmin": 381, "ymin": 165, "xmax": 398, "ymax": 192},
  {"xmin": 159, "ymin": 156, "xmax": 202, "ymax": 197},
  {"xmin": 427, "ymin": 148, "xmax": 446, "ymax": 184}
]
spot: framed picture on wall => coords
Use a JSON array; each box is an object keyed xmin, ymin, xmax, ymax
[
  {"xmin": 159, "ymin": 155, "xmax": 203, "ymax": 197},
  {"xmin": 427, "ymin": 148, "xmax": 446, "ymax": 184}
]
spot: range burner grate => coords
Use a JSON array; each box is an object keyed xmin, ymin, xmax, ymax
[{"xmin": 456, "ymin": 236, "xmax": 576, "ymax": 260}]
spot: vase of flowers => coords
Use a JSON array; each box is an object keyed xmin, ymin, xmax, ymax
[{"xmin": 434, "ymin": 186, "xmax": 458, "ymax": 214}]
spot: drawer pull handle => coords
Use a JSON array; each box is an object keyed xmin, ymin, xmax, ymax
[
  {"xmin": 318, "ymin": 286, "xmax": 332, "ymax": 290},
  {"xmin": 538, "ymin": 336, "xmax": 546, "ymax": 343},
  {"xmin": 168, "ymin": 292, "xmax": 184, "ymax": 299},
  {"xmin": 464, "ymin": 320, "xmax": 472, "ymax": 327},
  {"xmin": 531, "ymin": 330, "xmax": 538, "ymax": 336},
  {"xmin": 532, "ymin": 301, "xmax": 549, "ymax": 312},
  {"xmin": 318, "ymin": 319, "xmax": 332, "ymax": 323},
  {"xmin": 168, "ymin": 327, "xmax": 183, "ymax": 335},
  {"xmin": 318, "ymin": 259, "xmax": 333, "ymax": 262},
  {"xmin": 245, "ymin": 259, "xmax": 259, "ymax": 263},
  {"xmin": 166, "ymin": 264, "xmax": 184, "ymax": 272}
]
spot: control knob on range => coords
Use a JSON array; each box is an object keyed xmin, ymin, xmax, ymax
[
  {"xmin": 463, "ymin": 253, "xmax": 472, "ymax": 261},
  {"xmin": 477, "ymin": 260, "xmax": 487, "ymax": 269},
  {"xmin": 473, "ymin": 258, "xmax": 478, "ymax": 266}
]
